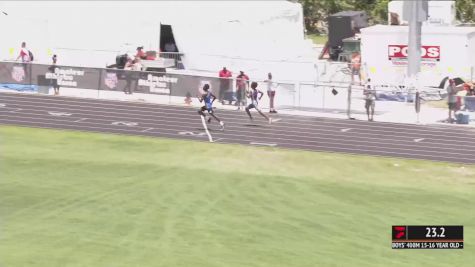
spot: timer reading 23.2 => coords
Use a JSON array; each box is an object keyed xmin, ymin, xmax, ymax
[
  {"xmin": 426, "ymin": 227, "xmax": 445, "ymax": 238},
  {"xmin": 392, "ymin": 225, "xmax": 463, "ymax": 250}
]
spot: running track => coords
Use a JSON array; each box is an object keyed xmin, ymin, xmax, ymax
[{"xmin": 0, "ymin": 92, "xmax": 474, "ymax": 164}]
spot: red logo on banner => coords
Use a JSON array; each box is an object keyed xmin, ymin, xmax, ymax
[
  {"xmin": 11, "ymin": 66, "xmax": 26, "ymax": 82},
  {"xmin": 388, "ymin": 45, "xmax": 440, "ymax": 61},
  {"xmin": 104, "ymin": 72, "xmax": 118, "ymax": 89}
]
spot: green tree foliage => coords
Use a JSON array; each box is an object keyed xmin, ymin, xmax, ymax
[
  {"xmin": 299, "ymin": 0, "xmax": 473, "ymax": 33},
  {"xmin": 456, "ymin": 0, "xmax": 475, "ymax": 23}
]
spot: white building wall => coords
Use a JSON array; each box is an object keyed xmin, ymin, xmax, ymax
[{"xmin": 361, "ymin": 25, "xmax": 475, "ymax": 87}]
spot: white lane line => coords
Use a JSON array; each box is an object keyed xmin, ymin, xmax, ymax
[
  {"xmin": 74, "ymin": 118, "xmax": 87, "ymax": 122},
  {"xmin": 4, "ymin": 95, "xmax": 474, "ymax": 136},
  {"xmin": 141, "ymin": 127, "xmax": 154, "ymax": 132},
  {"xmin": 272, "ymin": 118, "xmax": 282, "ymax": 123},
  {"xmin": 414, "ymin": 138, "xmax": 425, "ymax": 143},
  {"xmin": 2, "ymin": 121, "xmax": 472, "ymax": 165},
  {"xmin": 250, "ymin": 142, "xmax": 278, "ymax": 147},
  {"xmin": 0, "ymin": 103, "xmax": 6, "ymax": 107},
  {"xmin": 0, "ymin": 116, "xmax": 473, "ymax": 162},
  {"xmin": 9, "ymin": 108, "xmax": 22, "ymax": 113},
  {"xmin": 0, "ymin": 110, "xmax": 469, "ymax": 153},
  {"xmin": 178, "ymin": 131, "xmax": 206, "ymax": 136},
  {"xmin": 340, "ymin": 128, "xmax": 352, "ymax": 132},
  {"xmin": 48, "ymin": 111, "xmax": 72, "ymax": 117},
  {"xmin": 6, "ymin": 96, "xmax": 475, "ymax": 143},
  {"xmin": 3, "ymin": 103, "xmax": 461, "ymax": 146},
  {"xmin": 111, "ymin": 121, "xmax": 138, "ymax": 127}
]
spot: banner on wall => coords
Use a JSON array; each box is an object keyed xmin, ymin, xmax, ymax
[{"xmin": 0, "ymin": 61, "xmax": 227, "ymax": 98}]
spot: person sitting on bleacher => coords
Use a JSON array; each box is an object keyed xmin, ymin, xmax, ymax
[
  {"xmin": 135, "ymin": 47, "xmax": 147, "ymax": 60},
  {"xmin": 466, "ymin": 83, "xmax": 475, "ymax": 96}
]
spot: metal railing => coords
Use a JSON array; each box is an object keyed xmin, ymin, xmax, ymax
[{"xmin": 159, "ymin": 52, "xmax": 184, "ymax": 69}]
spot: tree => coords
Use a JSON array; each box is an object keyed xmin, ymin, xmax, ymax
[
  {"xmin": 456, "ymin": 0, "xmax": 475, "ymax": 23},
  {"xmin": 299, "ymin": 0, "xmax": 474, "ymax": 34},
  {"xmin": 299, "ymin": 0, "xmax": 387, "ymax": 33}
]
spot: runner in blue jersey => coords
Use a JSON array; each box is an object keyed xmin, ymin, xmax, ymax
[
  {"xmin": 198, "ymin": 84, "xmax": 225, "ymax": 129},
  {"xmin": 245, "ymin": 82, "xmax": 272, "ymax": 124}
]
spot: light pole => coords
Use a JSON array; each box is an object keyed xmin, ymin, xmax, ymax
[{"xmin": 403, "ymin": 0, "xmax": 428, "ymax": 123}]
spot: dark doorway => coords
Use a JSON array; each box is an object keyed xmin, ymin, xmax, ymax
[
  {"xmin": 160, "ymin": 24, "xmax": 184, "ymax": 69},
  {"xmin": 160, "ymin": 24, "xmax": 178, "ymax": 52}
]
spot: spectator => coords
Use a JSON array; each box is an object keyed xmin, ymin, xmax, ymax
[
  {"xmin": 135, "ymin": 46, "xmax": 147, "ymax": 60},
  {"xmin": 131, "ymin": 57, "xmax": 142, "ymax": 71},
  {"xmin": 184, "ymin": 92, "xmax": 193, "ymax": 106},
  {"xmin": 16, "ymin": 42, "xmax": 31, "ymax": 62},
  {"xmin": 363, "ymin": 78, "xmax": 376, "ymax": 121},
  {"xmin": 235, "ymin": 71, "xmax": 249, "ymax": 110},
  {"xmin": 50, "ymin": 54, "xmax": 60, "ymax": 95},
  {"xmin": 447, "ymin": 79, "xmax": 462, "ymax": 123},
  {"xmin": 350, "ymin": 52, "xmax": 361, "ymax": 85},
  {"xmin": 145, "ymin": 50, "xmax": 157, "ymax": 60},
  {"xmin": 467, "ymin": 83, "xmax": 475, "ymax": 96},
  {"xmin": 123, "ymin": 58, "xmax": 134, "ymax": 94},
  {"xmin": 218, "ymin": 67, "xmax": 232, "ymax": 104},
  {"xmin": 265, "ymin": 72, "xmax": 277, "ymax": 113}
]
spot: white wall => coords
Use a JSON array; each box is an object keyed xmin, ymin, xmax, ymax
[
  {"xmin": 0, "ymin": 15, "xmax": 50, "ymax": 63},
  {"xmin": 0, "ymin": 1, "xmax": 316, "ymax": 81},
  {"xmin": 361, "ymin": 26, "xmax": 474, "ymax": 86},
  {"xmin": 469, "ymin": 33, "xmax": 475, "ymax": 81},
  {"xmin": 388, "ymin": 0, "xmax": 456, "ymax": 25}
]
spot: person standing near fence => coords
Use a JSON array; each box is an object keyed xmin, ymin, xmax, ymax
[
  {"xmin": 265, "ymin": 72, "xmax": 277, "ymax": 113},
  {"xmin": 363, "ymin": 78, "xmax": 376, "ymax": 121},
  {"xmin": 236, "ymin": 71, "xmax": 249, "ymax": 110},
  {"xmin": 15, "ymin": 42, "xmax": 32, "ymax": 79},
  {"xmin": 447, "ymin": 79, "xmax": 462, "ymax": 123},
  {"xmin": 350, "ymin": 52, "xmax": 361, "ymax": 85},
  {"xmin": 123, "ymin": 58, "xmax": 135, "ymax": 94},
  {"xmin": 16, "ymin": 42, "xmax": 31, "ymax": 63},
  {"xmin": 218, "ymin": 67, "xmax": 232, "ymax": 104},
  {"xmin": 50, "ymin": 54, "xmax": 60, "ymax": 95}
]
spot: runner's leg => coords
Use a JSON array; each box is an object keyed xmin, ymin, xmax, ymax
[
  {"xmin": 256, "ymin": 106, "xmax": 272, "ymax": 124},
  {"xmin": 370, "ymin": 101, "xmax": 375, "ymax": 121},
  {"xmin": 245, "ymin": 105, "xmax": 253, "ymax": 120}
]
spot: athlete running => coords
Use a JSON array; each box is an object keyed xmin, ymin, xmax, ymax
[
  {"xmin": 198, "ymin": 84, "xmax": 225, "ymax": 130},
  {"xmin": 245, "ymin": 82, "xmax": 272, "ymax": 124}
]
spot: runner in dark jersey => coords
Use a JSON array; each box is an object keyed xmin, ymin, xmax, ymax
[
  {"xmin": 198, "ymin": 84, "xmax": 225, "ymax": 130},
  {"xmin": 245, "ymin": 82, "xmax": 272, "ymax": 124}
]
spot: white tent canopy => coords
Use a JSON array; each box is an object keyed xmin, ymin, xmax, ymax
[{"xmin": 0, "ymin": 1, "xmax": 318, "ymax": 81}]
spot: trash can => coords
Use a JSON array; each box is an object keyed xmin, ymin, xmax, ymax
[
  {"xmin": 456, "ymin": 112, "xmax": 470, "ymax": 124},
  {"xmin": 37, "ymin": 75, "xmax": 50, "ymax": 94}
]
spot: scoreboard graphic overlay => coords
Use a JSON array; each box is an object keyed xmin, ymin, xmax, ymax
[{"xmin": 392, "ymin": 226, "xmax": 463, "ymax": 249}]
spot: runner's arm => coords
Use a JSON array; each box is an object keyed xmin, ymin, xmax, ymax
[{"xmin": 258, "ymin": 90, "xmax": 264, "ymax": 100}]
